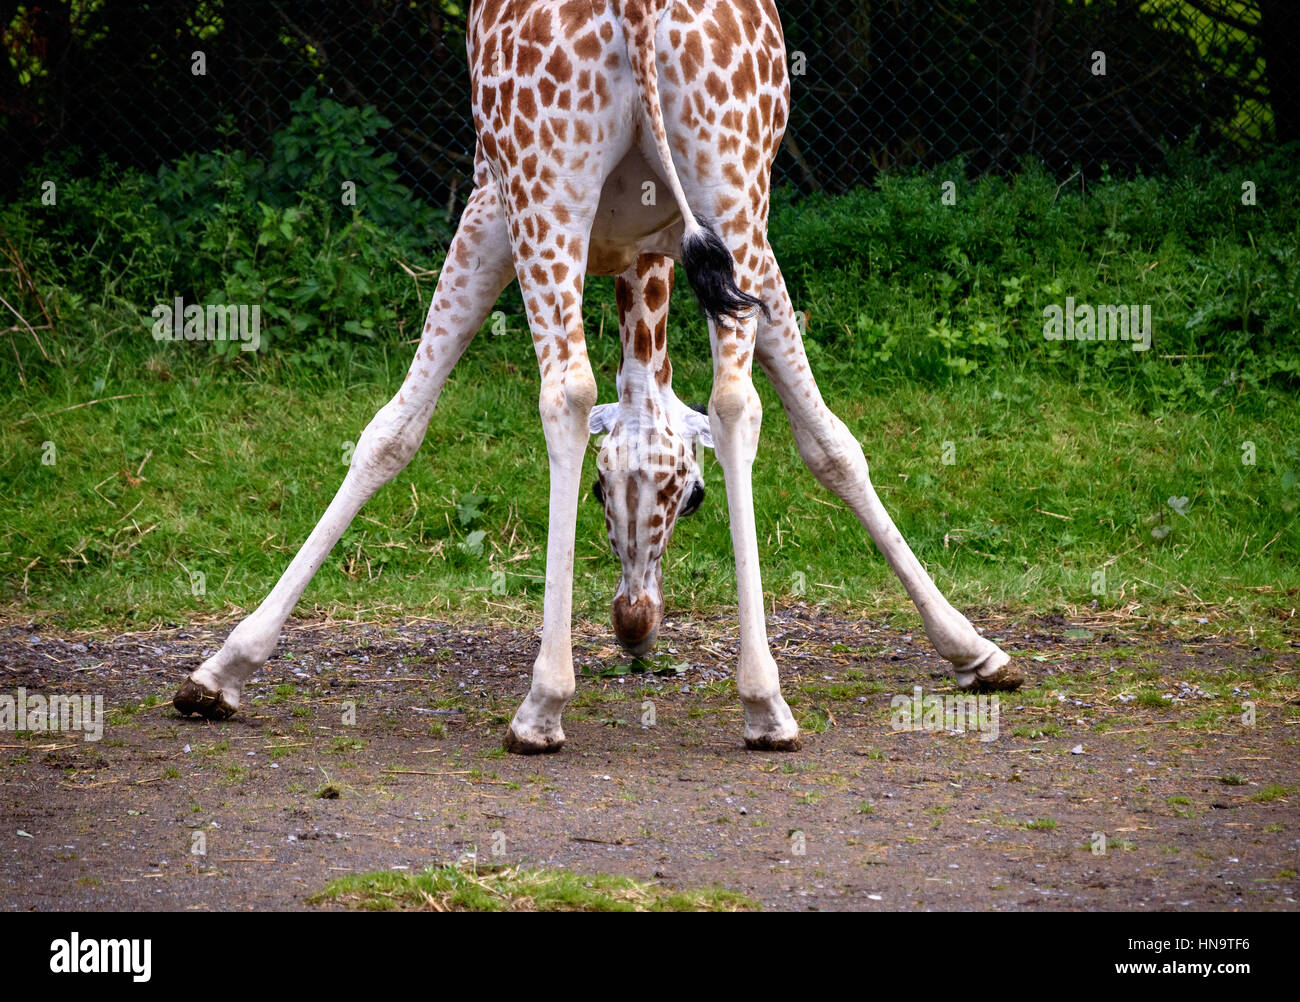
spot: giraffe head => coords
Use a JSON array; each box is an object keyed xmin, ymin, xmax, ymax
[
  {"xmin": 587, "ymin": 255, "xmax": 711, "ymax": 655},
  {"xmin": 589, "ymin": 392, "xmax": 711, "ymax": 655}
]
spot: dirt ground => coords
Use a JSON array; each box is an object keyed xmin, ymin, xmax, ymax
[{"xmin": 1, "ymin": 604, "xmax": 1297, "ymax": 911}]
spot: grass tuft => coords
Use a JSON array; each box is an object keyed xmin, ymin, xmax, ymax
[{"xmin": 311, "ymin": 862, "xmax": 759, "ymax": 912}]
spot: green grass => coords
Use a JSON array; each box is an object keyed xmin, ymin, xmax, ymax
[
  {"xmin": 1249, "ymin": 784, "xmax": 1294, "ymax": 804},
  {"xmin": 2, "ymin": 351, "xmax": 1296, "ymax": 632},
  {"xmin": 311, "ymin": 863, "xmax": 759, "ymax": 912},
  {"xmin": 1, "ymin": 155, "xmax": 1297, "ymax": 635}
]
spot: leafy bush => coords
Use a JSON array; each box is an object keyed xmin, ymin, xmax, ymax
[
  {"xmin": 766, "ymin": 147, "xmax": 1300, "ymax": 404},
  {"xmin": 1, "ymin": 89, "xmax": 450, "ymax": 373},
  {"xmin": 1, "ymin": 115, "xmax": 1296, "ymax": 410},
  {"xmin": 154, "ymin": 88, "xmax": 449, "ymax": 254}
]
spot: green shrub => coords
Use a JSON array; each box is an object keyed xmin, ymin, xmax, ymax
[
  {"xmin": 1, "ymin": 89, "xmax": 451, "ymax": 374},
  {"xmin": 1, "ymin": 118, "xmax": 1296, "ymax": 408},
  {"xmin": 765, "ymin": 148, "xmax": 1299, "ymax": 404}
]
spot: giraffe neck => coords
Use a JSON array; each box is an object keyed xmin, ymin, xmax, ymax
[
  {"xmin": 613, "ymin": 255, "xmax": 678, "ymax": 425},
  {"xmin": 616, "ymin": 351, "xmax": 674, "ymax": 416}
]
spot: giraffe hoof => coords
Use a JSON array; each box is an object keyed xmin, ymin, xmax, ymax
[
  {"xmin": 969, "ymin": 661, "xmax": 1025, "ymax": 692},
  {"xmin": 173, "ymin": 677, "xmax": 237, "ymax": 720},
  {"xmin": 743, "ymin": 698, "xmax": 801, "ymax": 751},
  {"xmin": 744, "ymin": 733, "xmax": 803, "ymax": 752},
  {"xmin": 503, "ymin": 725, "xmax": 565, "ymax": 755},
  {"xmin": 954, "ymin": 641, "xmax": 1023, "ymax": 692}
]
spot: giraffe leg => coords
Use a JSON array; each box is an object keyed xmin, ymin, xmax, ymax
[
  {"xmin": 699, "ymin": 255, "xmax": 801, "ymax": 751},
  {"xmin": 753, "ymin": 253, "xmax": 1021, "ymax": 691},
  {"xmin": 503, "ymin": 210, "xmax": 601, "ymax": 754},
  {"xmin": 174, "ymin": 183, "xmax": 514, "ymax": 719}
]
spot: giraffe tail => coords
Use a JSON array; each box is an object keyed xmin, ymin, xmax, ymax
[{"xmin": 617, "ymin": 2, "xmax": 767, "ymax": 326}]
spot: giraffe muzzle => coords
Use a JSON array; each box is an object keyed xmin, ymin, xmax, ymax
[{"xmin": 611, "ymin": 590, "xmax": 662, "ymax": 656}]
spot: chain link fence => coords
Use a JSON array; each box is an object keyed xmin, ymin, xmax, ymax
[{"xmin": 3, "ymin": 1, "xmax": 1295, "ymax": 213}]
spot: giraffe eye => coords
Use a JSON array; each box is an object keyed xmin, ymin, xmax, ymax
[
  {"xmin": 592, "ymin": 479, "xmax": 606, "ymax": 507},
  {"xmin": 680, "ymin": 482, "xmax": 704, "ymax": 517}
]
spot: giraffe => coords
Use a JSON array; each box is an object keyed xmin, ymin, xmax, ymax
[
  {"xmin": 589, "ymin": 252, "xmax": 713, "ymax": 656},
  {"xmin": 173, "ymin": 0, "xmax": 1022, "ymax": 753}
]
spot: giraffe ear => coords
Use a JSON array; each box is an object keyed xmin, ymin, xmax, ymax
[
  {"xmin": 589, "ymin": 403, "xmax": 619, "ymax": 436},
  {"xmin": 681, "ymin": 406, "xmax": 714, "ymax": 450}
]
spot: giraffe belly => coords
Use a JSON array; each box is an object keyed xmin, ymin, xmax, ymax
[{"xmin": 586, "ymin": 150, "xmax": 684, "ymax": 275}]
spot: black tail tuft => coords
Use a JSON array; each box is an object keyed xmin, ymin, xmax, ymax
[{"xmin": 681, "ymin": 220, "xmax": 769, "ymax": 327}]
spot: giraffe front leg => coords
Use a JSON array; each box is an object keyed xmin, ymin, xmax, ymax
[
  {"xmin": 504, "ymin": 218, "xmax": 599, "ymax": 754},
  {"xmin": 502, "ymin": 360, "xmax": 594, "ymax": 752},
  {"xmin": 175, "ymin": 182, "xmax": 514, "ymax": 719},
  {"xmin": 753, "ymin": 253, "xmax": 1021, "ymax": 692},
  {"xmin": 501, "ymin": 384, "xmax": 591, "ymax": 751},
  {"xmin": 176, "ymin": 392, "xmax": 434, "ymax": 717}
]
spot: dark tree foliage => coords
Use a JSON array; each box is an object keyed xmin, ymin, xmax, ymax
[
  {"xmin": 1, "ymin": 0, "xmax": 473, "ymax": 202},
  {"xmin": 1, "ymin": 0, "xmax": 1292, "ymax": 202},
  {"xmin": 778, "ymin": 0, "xmax": 1276, "ymax": 190}
]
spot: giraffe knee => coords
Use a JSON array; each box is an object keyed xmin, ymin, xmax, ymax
[
  {"xmin": 351, "ymin": 407, "xmax": 423, "ymax": 485},
  {"xmin": 564, "ymin": 367, "xmax": 598, "ymax": 416},
  {"xmin": 540, "ymin": 366, "xmax": 597, "ymax": 427},
  {"xmin": 709, "ymin": 382, "xmax": 761, "ymax": 428},
  {"xmin": 708, "ymin": 383, "xmax": 762, "ymax": 463},
  {"xmin": 799, "ymin": 418, "xmax": 867, "ymax": 494}
]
